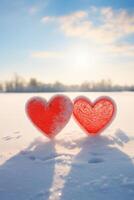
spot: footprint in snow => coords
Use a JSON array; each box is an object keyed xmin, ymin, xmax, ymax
[
  {"xmin": 13, "ymin": 131, "xmax": 20, "ymax": 135},
  {"xmin": 2, "ymin": 133, "xmax": 22, "ymax": 141},
  {"xmin": 15, "ymin": 135, "xmax": 22, "ymax": 139},
  {"xmin": 90, "ymin": 152, "xmax": 104, "ymax": 156},
  {"xmin": 27, "ymin": 153, "xmax": 62, "ymax": 162},
  {"xmin": 2, "ymin": 136, "xmax": 13, "ymax": 141},
  {"xmin": 27, "ymin": 153, "xmax": 72, "ymax": 163},
  {"xmin": 88, "ymin": 157, "xmax": 104, "ymax": 164}
]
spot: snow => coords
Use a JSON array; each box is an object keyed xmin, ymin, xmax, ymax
[{"xmin": 0, "ymin": 92, "xmax": 134, "ymax": 200}]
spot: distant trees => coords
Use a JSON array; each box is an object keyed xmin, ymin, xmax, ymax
[
  {"xmin": 0, "ymin": 75, "xmax": 134, "ymax": 92},
  {"xmin": 0, "ymin": 83, "xmax": 3, "ymax": 92},
  {"xmin": 5, "ymin": 81, "xmax": 14, "ymax": 92},
  {"xmin": 27, "ymin": 78, "xmax": 42, "ymax": 92},
  {"xmin": 4, "ymin": 74, "xmax": 25, "ymax": 92},
  {"xmin": 79, "ymin": 80, "xmax": 113, "ymax": 92}
]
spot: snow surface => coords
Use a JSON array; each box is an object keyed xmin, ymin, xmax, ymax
[{"xmin": 0, "ymin": 92, "xmax": 134, "ymax": 200}]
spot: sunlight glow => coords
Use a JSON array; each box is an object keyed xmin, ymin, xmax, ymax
[{"xmin": 66, "ymin": 44, "xmax": 101, "ymax": 70}]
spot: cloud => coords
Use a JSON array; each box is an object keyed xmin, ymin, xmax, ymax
[
  {"xmin": 107, "ymin": 43, "xmax": 134, "ymax": 56},
  {"xmin": 41, "ymin": 7, "xmax": 134, "ymax": 45},
  {"xmin": 28, "ymin": 6, "xmax": 39, "ymax": 15},
  {"xmin": 41, "ymin": 11, "xmax": 88, "ymax": 23},
  {"xmin": 41, "ymin": 16, "xmax": 55, "ymax": 23},
  {"xmin": 31, "ymin": 51, "xmax": 64, "ymax": 59}
]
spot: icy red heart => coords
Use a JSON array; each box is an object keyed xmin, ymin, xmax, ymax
[
  {"xmin": 26, "ymin": 95, "xmax": 73, "ymax": 138},
  {"xmin": 73, "ymin": 96, "xmax": 116, "ymax": 135}
]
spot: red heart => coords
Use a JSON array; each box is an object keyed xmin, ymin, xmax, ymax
[
  {"xmin": 73, "ymin": 96, "xmax": 116, "ymax": 135},
  {"xmin": 26, "ymin": 95, "xmax": 73, "ymax": 138}
]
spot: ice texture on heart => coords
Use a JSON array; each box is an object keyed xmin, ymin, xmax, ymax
[
  {"xmin": 26, "ymin": 95, "xmax": 73, "ymax": 138},
  {"xmin": 73, "ymin": 96, "xmax": 116, "ymax": 135}
]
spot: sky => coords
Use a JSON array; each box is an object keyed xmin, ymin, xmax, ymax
[{"xmin": 0, "ymin": 0, "xmax": 134, "ymax": 85}]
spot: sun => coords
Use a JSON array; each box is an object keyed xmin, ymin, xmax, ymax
[{"xmin": 67, "ymin": 44, "xmax": 97, "ymax": 69}]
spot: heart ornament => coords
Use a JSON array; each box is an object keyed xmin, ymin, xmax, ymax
[
  {"xmin": 26, "ymin": 95, "xmax": 73, "ymax": 138},
  {"xmin": 73, "ymin": 96, "xmax": 116, "ymax": 136}
]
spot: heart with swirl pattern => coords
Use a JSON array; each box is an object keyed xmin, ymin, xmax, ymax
[{"xmin": 73, "ymin": 96, "xmax": 116, "ymax": 136}]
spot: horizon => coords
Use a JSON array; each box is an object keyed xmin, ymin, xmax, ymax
[
  {"xmin": 1, "ymin": 74, "xmax": 134, "ymax": 87},
  {"xmin": 1, "ymin": 75, "xmax": 134, "ymax": 93},
  {"xmin": 0, "ymin": 0, "xmax": 134, "ymax": 85}
]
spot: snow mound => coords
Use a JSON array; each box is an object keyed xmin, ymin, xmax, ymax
[{"xmin": 0, "ymin": 92, "xmax": 134, "ymax": 200}]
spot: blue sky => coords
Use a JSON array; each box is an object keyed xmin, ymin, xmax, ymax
[{"xmin": 0, "ymin": 0, "xmax": 134, "ymax": 85}]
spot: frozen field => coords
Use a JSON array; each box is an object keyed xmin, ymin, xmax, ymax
[{"xmin": 0, "ymin": 92, "xmax": 134, "ymax": 200}]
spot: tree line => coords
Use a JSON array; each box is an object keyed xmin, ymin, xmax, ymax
[{"xmin": 0, "ymin": 75, "xmax": 134, "ymax": 92}]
